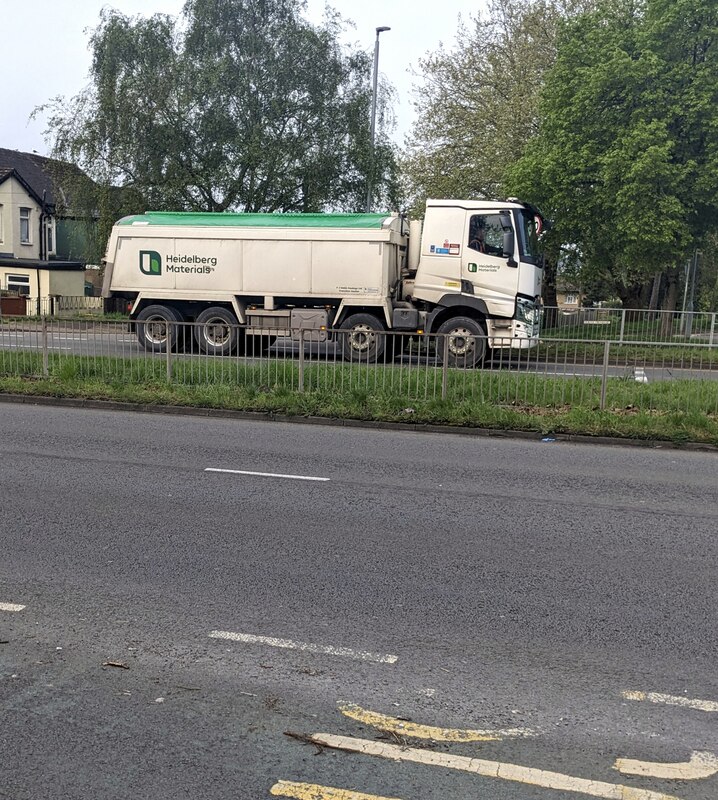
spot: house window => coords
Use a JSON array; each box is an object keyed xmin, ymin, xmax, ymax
[
  {"xmin": 20, "ymin": 207, "xmax": 31, "ymax": 244},
  {"xmin": 565, "ymin": 293, "xmax": 579, "ymax": 305},
  {"xmin": 45, "ymin": 217, "xmax": 56, "ymax": 256},
  {"xmin": 7, "ymin": 274, "xmax": 31, "ymax": 296}
]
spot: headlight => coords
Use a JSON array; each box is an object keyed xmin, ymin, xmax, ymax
[{"xmin": 516, "ymin": 299, "xmax": 539, "ymax": 324}]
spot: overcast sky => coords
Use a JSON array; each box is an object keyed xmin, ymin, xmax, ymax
[{"xmin": 1, "ymin": 0, "xmax": 485, "ymax": 157}]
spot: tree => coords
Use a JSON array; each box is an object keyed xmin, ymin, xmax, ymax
[
  {"xmin": 695, "ymin": 237, "xmax": 718, "ymax": 311},
  {"xmin": 402, "ymin": 0, "xmax": 593, "ymax": 208},
  {"xmin": 508, "ymin": 0, "xmax": 718, "ymax": 310},
  {"xmin": 401, "ymin": 0, "xmax": 595, "ymax": 312},
  {"xmin": 41, "ymin": 0, "xmax": 398, "ymax": 254}
]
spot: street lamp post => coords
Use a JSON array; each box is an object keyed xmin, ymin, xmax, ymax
[{"xmin": 366, "ymin": 25, "xmax": 390, "ymax": 213}]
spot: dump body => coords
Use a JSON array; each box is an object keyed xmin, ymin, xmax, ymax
[{"xmin": 103, "ymin": 212, "xmax": 405, "ymax": 327}]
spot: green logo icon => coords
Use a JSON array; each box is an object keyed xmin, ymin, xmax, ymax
[{"xmin": 139, "ymin": 250, "xmax": 162, "ymax": 276}]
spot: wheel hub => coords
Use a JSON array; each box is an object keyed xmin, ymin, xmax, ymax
[
  {"xmin": 145, "ymin": 316, "xmax": 169, "ymax": 344},
  {"xmin": 349, "ymin": 324, "xmax": 375, "ymax": 352},
  {"xmin": 448, "ymin": 327, "xmax": 475, "ymax": 356},
  {"xmin": 205, "ymin": 320, "xmax": 231, "ymax": 346}
]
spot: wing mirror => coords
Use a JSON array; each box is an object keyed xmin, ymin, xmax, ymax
[{"xmin": 503, "ymin": 230, "xmax": 518, "ymax": 268}]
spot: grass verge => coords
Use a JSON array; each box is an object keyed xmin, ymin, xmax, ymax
[{"xmin": 1, "ymin": 351, "xmax": 717, "ymax": 445}]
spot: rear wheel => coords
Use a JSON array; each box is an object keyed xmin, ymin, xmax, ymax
[
  {"xmin": 435, "ymin": 316, "xmax": 487, "ymax": 368},
  {"xmin": 135, "ymin": 304, "xmax": 182, "ymax": 352},
  {"xmin": 194, "ymin": 307, "xmax": 240, "ymax": 356},
  {"xmin": 339, "ymin": 313, "xmax": 386, "ymax": 362}
]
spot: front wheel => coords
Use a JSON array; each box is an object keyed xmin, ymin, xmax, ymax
[
  {"xmin": 339, "ymin": 313, "xmax": 386, "ymax": 362},
  {"xmin": 435, "ymin": 316, "xmax": 487, "ymax": 368}
]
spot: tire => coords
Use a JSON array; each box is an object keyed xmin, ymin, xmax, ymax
[
  {"xmin": 194, "ymin": 306, "xmax": 240, "ymax": 356},
  {"xmin": 435, "ymin": 316, "xmax": 487, "ymax": 368},
  {"xmin": 135, "ymin": 304, "xmax": 182, "ymax": 352},
  {"xmin": 339, "ymin": 313, "xmax": 386, "ymax": 362}
]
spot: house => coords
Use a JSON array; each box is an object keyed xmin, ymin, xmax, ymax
[
  {"xmin": 556, "ymin": 279, "xmax": 584, "ymax": 309},
  {"xmin": 0, "ymin": 148, "xmax": 90, "ymax": 315}
]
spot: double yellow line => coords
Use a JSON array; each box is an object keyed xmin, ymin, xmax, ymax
[{"xmin": 270, "ymin": 701, "xmax": 689, "ymax": 800}]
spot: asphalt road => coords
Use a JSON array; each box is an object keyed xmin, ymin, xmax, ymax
[
  {"xmin": 1, "ymin": 403, "xmax": 717, "ymax": 800},
  {"xmin": 1, "ymin": 327, "xmax": 717, "ymax": 382}
]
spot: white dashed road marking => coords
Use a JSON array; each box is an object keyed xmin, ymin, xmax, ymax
[
  {"xmin": 205, "ymin": 468, "xmax": 330, "ymax": 482},
  {"xmin": 622, "ymin": 690, "xmax": 718, "ymax": 713},
  {"xmin": 0, "ymin": 343, "xmax": 72, "ymax": 350},
  {"xmin": 208, "ymin": 631, "xmax": 397, "ymax": 664},
  {"xmin": 0, "ymin": 602, "xmax": 25, "ymax": 612}
]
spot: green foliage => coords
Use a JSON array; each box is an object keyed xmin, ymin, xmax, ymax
[
  {"xmin": 509, "ymin": 0, "xmax": 718, "ymax": 306},
  {"xmin": 402, "ymin": 0, "xmax": 592, "ymax": 212},
  {"xmin": 42, "ymin": 0, "xmax": 399, "ymax": 229},
  {"xmin": 697, "ymin": 235, "xmax": 718, "ymax": 310}
]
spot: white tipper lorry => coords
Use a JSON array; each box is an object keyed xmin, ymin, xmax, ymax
[{"xmin": 102, "ymin": 199, "xmax": 544, "ymax": 366}]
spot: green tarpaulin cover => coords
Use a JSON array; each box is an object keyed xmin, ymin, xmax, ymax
[{"xmin": 118, "ymin": 212, "xmax": 393, "ymax": 229}]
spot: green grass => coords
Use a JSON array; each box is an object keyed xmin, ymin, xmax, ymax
[
  {"xmin": 1, "ymin": 350, "xmax": 716, "ymax": 444},
  {"xmin": 515, "ymin": 338, "xmax": 717, "ymax": 367},
  {"xmin": 541, "ymin": 313, "xmax": 716, "ymax": 342}
]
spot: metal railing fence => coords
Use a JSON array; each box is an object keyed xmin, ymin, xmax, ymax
[
  {"xmin": 542, "ymin": 306, "xmax": 717, "ymax": 345},
  {"xmin": 0, "ymin": 295, "xmax": 105, "ymax": 318},
  {"xmin": 1, "ymin": 319, "xmax": 716, "ymax": 415},
  {"xmin": 1, "ymin": 298, "xmax": 717, "ymax": 346}
]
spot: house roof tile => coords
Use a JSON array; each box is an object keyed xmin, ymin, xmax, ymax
[{"xmin": 0, "ymin": 148, "xmax": 90, "ymax": 209}]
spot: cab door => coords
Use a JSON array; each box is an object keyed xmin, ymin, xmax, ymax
[{"xmin": 463, "ymin": 211, "xmax": 518, "ymax": 318}]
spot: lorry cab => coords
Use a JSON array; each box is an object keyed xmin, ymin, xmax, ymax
[{"xmin": 411, "ymin": 199, "xmax": 543, "ymax": 356}]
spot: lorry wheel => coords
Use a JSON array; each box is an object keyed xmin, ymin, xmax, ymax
[
  {"xmin": 340, "ymin": 313, "xmax": 386, "ymax": 362},
  {"xmin": 194, "ymin": 307, "xmax": 240, "ymax": 356},
  {"xmin": 435, "ymin": 316, "xmax": 487, "ymax": 368},
  {"xmin": 135, "ymin": 305, "xmax": 182, "ymax": 352}
]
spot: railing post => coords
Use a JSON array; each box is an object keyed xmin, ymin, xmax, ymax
[
  {"xmin": 166, "ymin": 324, "xmax": 173, "ymax": 382},
  {"xmin": 600, "ymin": 339, "xmax": 610, "ymax": 410},
  {"xmin": 42, "ymin": 317, "xmax": 50, "ymax": 378},
  {"xmin": 298, "ymin": 328, "xmax": 305, "ymax": 392},
  {"xmin": 42, "ymin": 316, "xmax": 49, "ymax": 378},
  {"xmin": 441, "ymin": 335, "xmax": 449, "ymax": 400},
  {"xmin": 618, "ymin": 308, "xmax": 626, "ymax": 345},
  {"xmin": 710, "ymin": 313, "xmax": 716, "ymax": 348}
]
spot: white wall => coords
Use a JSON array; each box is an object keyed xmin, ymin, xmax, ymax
[{"xmin": 0, "ymin": 176, "xmax": 42, "ymax": 259}]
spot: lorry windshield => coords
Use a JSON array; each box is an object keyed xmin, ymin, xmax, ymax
[{"xmin": 516, "ymin": 210, "xmax": 540, "ymax": 264}]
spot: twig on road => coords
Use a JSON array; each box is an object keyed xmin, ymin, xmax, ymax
[{"xmin": 284, "ymin": 730, "xmax": 325, "ymax": 755}]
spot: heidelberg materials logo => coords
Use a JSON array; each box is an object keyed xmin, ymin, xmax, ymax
[
  {"xmin": 139, "ymin": 250, "xmax": 162, "ymax": 276},
  {"xmin": 139, "ymin": 250, "xmax": 216, "ymax": 275}
]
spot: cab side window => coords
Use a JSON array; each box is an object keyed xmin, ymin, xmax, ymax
[{"xmin": 467, "ymin": 214, "xmax": 504, "ymax": 256}]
